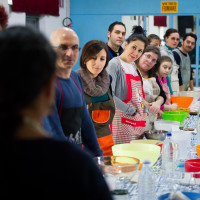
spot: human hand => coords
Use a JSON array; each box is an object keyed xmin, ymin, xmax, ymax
[
  {"xmin": 170, "ymin": 103, "xmax": 178, "ymax": 110},
  {"xmin": 148, "ymin": 101, "xmax": 161, "ymax": 114}
]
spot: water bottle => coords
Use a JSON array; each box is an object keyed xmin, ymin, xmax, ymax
[
  {"xmin": 196, "ymin": 107, "xmax": 200, "ymax": 145},
  {"xmin": 137, "ymin": 159, "xmax": 156, "ymax": 200},
  {"xmin": 162, "ymin": 132, "xmax": 174, "ymax": 171}
]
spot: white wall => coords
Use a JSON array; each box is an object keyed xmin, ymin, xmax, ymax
[
  {"xmin": 122, "ymin": 15, "xmax": 178, "ymax": 43},
  {"xmin": 7, "ymin": 0, "xmax": 70, "ymax": 39}
]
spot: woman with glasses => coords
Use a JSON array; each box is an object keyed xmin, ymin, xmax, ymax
[
  {"xmin": 107, "ymin": 26, "xmax": 148, "ymax": 144},
  {"xmin": 77, "ymin": 40, "xmax": 115, "ymax": 156},
  {"xmin": 160, "ymin": 28, "xmax": 180, "ymax": 96},
  {"xmin": 136, "ymin": 45, "xmax": 166, "ymax": 131}
]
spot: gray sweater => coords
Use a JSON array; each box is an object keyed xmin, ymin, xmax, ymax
[{"xmin": 107, "ymin": 57, "xmax": 147, "ymax": 115}]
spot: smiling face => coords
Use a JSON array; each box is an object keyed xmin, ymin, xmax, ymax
[
  {"xmin": 165, "ymin": 32, "xmax": 180, "ymax": 49},
  {"xmin": 122, "ymin": 40, "xmax": 145, "ymax": 63},
  {"xmin": 138, "ymin": 52, "xmax": 158, "ymax": 77},
  {"xmin": 158, "ymin": 61, "xmax": 172, "ymax": 78},
  {"xmin": 85, "ymin": 49, "xmax": 107, "ymax": 78}
]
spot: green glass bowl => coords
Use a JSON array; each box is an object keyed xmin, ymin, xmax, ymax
[{"xmin": 162, "ymin": 111, "xmax": 188, "ymax": 123}]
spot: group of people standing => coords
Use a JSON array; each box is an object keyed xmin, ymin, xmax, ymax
[
  {"xmin": 0, "ymin": 6, "xmax": 197, "ymax": 197},
  {"xmin": 42, "ymin": 21, "xmax": 197, "ymax": 157}
]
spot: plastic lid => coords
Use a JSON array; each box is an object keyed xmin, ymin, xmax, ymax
[
  {"xmin": 166, "ymin": 132, "xmax": 172, "ymax": 137},
  {"xmin": 142, "ymin": 158, "xmax": 151, "ymax": 164}
]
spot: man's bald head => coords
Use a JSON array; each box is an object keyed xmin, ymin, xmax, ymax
[
  {"xmin": 50, "ymin": 27, "xmax": 80, "ymax": 75},
  {"xmin": 50, "ymin": 27, "xmax": 79, "ymax": 46}
]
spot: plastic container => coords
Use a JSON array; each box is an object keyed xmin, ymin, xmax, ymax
[
  {"xmin": 162, "ymin": 133, "xmax": 174, "ymax": 171},
  {"xmin": 170, "ymin": 96, "xmax": 193, "ymax": 108},
  {"xmin": 112, "ymin": 143, "xmax": 161, "ymax": 166},
  {"xmin": 162, "ymin": 111, "xmax": 187, "ymax": 123},
  {"xmin": 196, "ymin": 107, "xmax": 200, "ymax": 145},
  {"xmin": 184, "ymin": 158, "xmax": 200, "ymax": 178},
  {"xmin": 137, "ymin": 159, "xmax": 156, "ymax": 200},
  {"xmin": 154, "ymin": 119, "xmax": 180, "ymax": 132},
  {"xmin": 196, "ymin": 145, "xmax": 200, "ymax": 158}
]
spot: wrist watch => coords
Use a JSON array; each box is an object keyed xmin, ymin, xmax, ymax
[{"xmin": 131, "ymin": 110, "xmax": 138, "ymax": 117}]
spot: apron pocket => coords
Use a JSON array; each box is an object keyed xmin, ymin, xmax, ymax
[{"xmin": 92, "ymin": 110, "xmax": 110, "ymax": 123}]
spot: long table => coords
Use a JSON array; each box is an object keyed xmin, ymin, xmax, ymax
[{"xmin": 127, "ymin": 114, "xmax": 200, "ymax": 199}]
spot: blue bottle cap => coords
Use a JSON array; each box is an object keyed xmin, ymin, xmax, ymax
[
  {"xmin": 166, "ymin": 132, "xmax": 172, "ymax": 136},
  {"xmin": 142, "ymin": 158, "xmax": 151, "ymax": 164}
]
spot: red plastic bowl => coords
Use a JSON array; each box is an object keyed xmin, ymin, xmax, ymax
[{"xmin": 185, "ymin": 158, "xmax": 200, "ymax": 178}]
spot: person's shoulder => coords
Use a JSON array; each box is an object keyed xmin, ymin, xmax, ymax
[
  {"xmin": 108, "ymin": 57, "xmax": 121, "ymax": 68},
  {"xmin": 71, "ymin": 70, "xmax": 80, "ymax": 79}
]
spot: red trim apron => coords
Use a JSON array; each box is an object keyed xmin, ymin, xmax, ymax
[{"xmin": 112, "ymin": 58, "xmax": 147, "ymax": 144}]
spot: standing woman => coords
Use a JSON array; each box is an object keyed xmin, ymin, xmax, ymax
[
  {"xmin": 77, "ymin": 40, "xmax": 115, "ymax": 156},
  {"xmin": 107, "ymin": 26, "xmax": 148, "ymax": 144},
  {"xmin": 136, "ymin": 45, "xmax": 166, "ymax": 130},
  {"xmin": 160, "ymin": 28, "xmax": 180, "ymax": 96}
]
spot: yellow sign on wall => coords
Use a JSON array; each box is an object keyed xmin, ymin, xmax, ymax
[{"xmin": 161, "ymin": 1, "xmax": 178, "ymax": 13}]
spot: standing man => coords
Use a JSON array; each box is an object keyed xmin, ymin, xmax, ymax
[
  {"xmin": 43, "ymin": 27, "xmax": 103, "ymax": 157},
  {"xmin": 107, "ymin": 21, "xmax": 126, "ymax": 60},
  {"xmin": 173, "ymin": 32, "xmax": 197, "ymax": 91}
]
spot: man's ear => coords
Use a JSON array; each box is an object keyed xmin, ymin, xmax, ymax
[{"xmin": 107, "ymin": 31, "xmax": 111, "ymax": 39}]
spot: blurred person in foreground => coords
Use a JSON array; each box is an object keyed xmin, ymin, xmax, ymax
[
  {"xmin": 43, "ymin": 27, "xmax": 103, "ymax": 157},
  {"xmin": 0, "ymin": 26, "xmax": 112, "ymax": 199}
]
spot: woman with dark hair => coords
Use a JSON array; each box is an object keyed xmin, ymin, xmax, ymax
[
  {"xmin": 136, "ymin": 45, "xmax": 167, "ymax": 130},
  {"xmin": 160, "ymin": 28, "xmax": 180, "ymax": 96},
  {"xmin": 0, "ymin": 26, "xmax": 113, "ymax": 199},
  {"xmin": 77, "ymin": 40, "xmax": 115, "ymax": 156},
  {"xmin": 107, "ymin": 26, "xmax": 148, "ymax": 144}
]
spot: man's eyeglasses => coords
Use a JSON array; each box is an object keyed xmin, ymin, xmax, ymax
[
  {"xmin": 53, "ymin": 44, "xmax": 81, "ymax": 52},
  {"xmin": 143, "ymin": 54, "xmax": 157, "ymax": 65}
]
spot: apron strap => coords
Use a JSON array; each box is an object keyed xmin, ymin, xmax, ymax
[{"xmin": 70, "ymin": 74, "xmax": 82, "ymax": 96}]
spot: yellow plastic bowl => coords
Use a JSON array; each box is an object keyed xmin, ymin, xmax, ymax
[{"xmin": 112, "ymin": 143, "xmax": 161, "ymax": 166}]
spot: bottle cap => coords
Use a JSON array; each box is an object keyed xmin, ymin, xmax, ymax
[
  {"xmin": 142, "ymin": 158, "xmax": 151, "ymax": 164},
  {"xmin": 166, "ymin": 132, "xmax": 172, "ymax": 136}
]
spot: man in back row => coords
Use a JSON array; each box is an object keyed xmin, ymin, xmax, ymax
[
  {"xmin": 173, "ymin": 32, "xmax": 197, "ymax": 91},
  {"xmin": 107, "ymin": 21, "xmax": 126, "ymax": 60}
]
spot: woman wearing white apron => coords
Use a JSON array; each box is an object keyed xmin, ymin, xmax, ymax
[
  {"xmin": 107, "ymin": 25, "xmax": 148, "ymax": 144},
  {"xmin": 136, "ymin": 45, "xmax": 167, "ymax": 131}
]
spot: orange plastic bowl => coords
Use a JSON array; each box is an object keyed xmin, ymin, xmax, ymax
[
  {"xmin": 171, "ymin": 96, "xmax": 193, "ymax": 108},
  {"xmin": 196, "ymin": 145, "xmax": 200, "ymax": 158}
]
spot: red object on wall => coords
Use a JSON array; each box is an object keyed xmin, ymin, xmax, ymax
[
  {"xmin": 12, "ymin": 0, "xmax": 59, "ymax": 16},
  {"xmin": 154, "ymin": 16, "xmax": 167, "ymax": 27}
]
